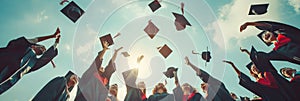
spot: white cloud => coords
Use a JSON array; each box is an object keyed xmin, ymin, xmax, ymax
[
  {"xmin": 205, "ymin": 0, "xmax": 281, "ymax": 50},
  {"xmin": 288, "ymin": 0, "xmax": 300, "ymax": 14},
  {"xmin": 34, "ymin": 10, "xmax": 48, "ymax": 23}
]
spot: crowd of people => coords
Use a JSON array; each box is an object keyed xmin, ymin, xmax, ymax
[{"xmin": 0, "ymin": 19, "xmax": 300, "ymax": 101}]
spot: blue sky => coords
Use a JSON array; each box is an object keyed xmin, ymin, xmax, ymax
[{"xmin": 0, "ymin": 0, "xmax": 300, "ymax": 100}]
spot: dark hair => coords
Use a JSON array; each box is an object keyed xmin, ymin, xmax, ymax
[{"xmin": 152, "ymin": 83, "xmax": 167, "ymax": 94}]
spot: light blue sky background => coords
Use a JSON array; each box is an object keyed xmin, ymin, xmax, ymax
[{"xmin": 0, "ymin": 0, "xmax": 300, "ymax": 100}]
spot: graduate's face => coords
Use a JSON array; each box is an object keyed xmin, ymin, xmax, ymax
[
  {"xmin": 68, "ymin": 75, "xmax": 78, "ymax": 87},
  {"xmin": 109, "ymin": 84, "xmax": 118, "ymax": 97},
  {"xmin": 281, "ymin": 68, "xmax": 296, "ymax": 78},
  {"xmin": 251, "ymin": 65, "xmax": 259, "ymax": 75},
  {"xmin": 154, "ymin": 83, "xmax": 167, "ymax": 94},
  {"xmin": 31, "ymin": 45, "xmax": 46, "ymax": 55},
  {"xmin": 138, "ymin": 82, "xmax": 146, "ymax": 89},
  {"xmin": 262, "ymin": 31, "xmax": 276, "ymax": 43},
  {"xmin": 182, "ymin": 83, "xmax": 191, "ymax": 92}
]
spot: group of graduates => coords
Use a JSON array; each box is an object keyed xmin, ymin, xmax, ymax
[{"xmin": 0, "ymin": 20, "xmax": 300, "ymax": 101}]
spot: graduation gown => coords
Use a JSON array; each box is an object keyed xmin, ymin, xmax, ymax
[
  {"xmin": 148, "ymin": 93, "xmax": 174, "ymax": 101},
  {"xmin": 0, "ymin": 43, "xmax": 57, "ymax": 95},
  {"xmin": 197, "ymin": 69, "xmax": 234, "ymax": 101},
  {"xmin": 32, "ymin": 77, "xmax": 70, "ymax": 101},
  {"xmin": 239, "ymin": 72, "xmax": 285, "ymax": 101},
  {"xmin": 291, "ymin": 73, "xmax": 300, "ymax": 100},
  {"xmin": 252, "ymin": 52, "xmax": 297, "ymax": 101},
  {"xmin": 75, "ymin": 57, "xmax": 115, "ymax": 101},
  {"xmin": 123, "ymin": 69, "xmax": 142, "ymax": 101},
  {"xmin": 255, "ymin": 21, "xmax": 300, "ymax": 65},
  {"xmin": 173, "ymin": 85, "xmax": 204, "ymax": 101}
]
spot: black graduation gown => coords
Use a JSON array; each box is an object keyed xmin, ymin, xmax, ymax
[
  {"xmin": 238, "ymin": 72, "xmax": 285, "ymax": 101},
  {"xmin": 252, "ymin": 51, "xmax": 297, "ymax": 101},
  {"xmin": 173, "ymin": 85, "xmax": 204, "ymax": 101},
  {"xmin": 291, "ymin": 74, "xmax": 300, "ymax": 100},
  {"xmin": 0, "ymin": 45, "xmax": 57, "ymax": 95},
  {"xmin": 32, "ymin": 77, "xmax": 69, "ymax": 101},
  {"xmin": 75, "ymin": 57, "xmax": 115, "ymax": 101},
  {"xmin": 148, "ymin": 93, "xmax": 174, "ymax": 101},
  {"xmin": 255, "ymin": 21, "xmax": 300, "ymax": 65},
  {"xmin": 197, "ymin": 69, "xmax": 234, "ymax": 101}
]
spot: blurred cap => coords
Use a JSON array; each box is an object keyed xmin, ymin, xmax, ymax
[
  {"xmin": 61, "ymin": 1, "xmax": 85, "ymax": 23},
  {"xmin": 148, "ymin": 0, "xmax": 161, "ymax": 12},
  {"xmin": 122, "ymin": 68, "xmax": 139, "ymax": 86},
  {"xmin": 99, "ymin": 34, "xmax": 114, "ymax": 48},
  {"xmin": 158, "ymin": 44, "xmax": 173, "ymax": 58},
  {"xmin": 248, "ymin": 3, "xmax": 269, "ymax": 15},
  {"xmin": 201, "ymin": 51, "xmax": 211, "ymax": 62},
  {"xmin": 163, "ymin": 67, "xmax": 178, "ymax": 78},
  {"xmin": 257, "ymin": 31, "xmax": 273, "ymax": 46},
  {"xmin": 121, "ymin": 52, "xmax": 130, "ymax": 57},
  {"xmin": 144, "ymin": 20, "xmax": 159, "ymax": 39},
  {"xmin": 172, "ymin": 12, "xmax": 191, "ymax": 31}
]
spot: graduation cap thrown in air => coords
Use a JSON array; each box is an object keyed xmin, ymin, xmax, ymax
[
  {"xmin": 144, "ymin": 20, "xmax": 159, "ymax": 39},
  {"xmin": 99, "ymin": 34, "xmax": 114, "ymax": 48},
  {"xmin": 158, "ymin": 44, "xmax": 173, "ymax": 59},
  {"xmin": 148, "ymin": 0, "xmax": 161, "ymax": 12},
  {"xmin": 248, "ymin": 3, "xmax": 269, "ymax": 15},
  {"xmin": 257, "ymin": 30, "xmax": 277, "ymax": 46},
  {"xmin": 172, "ymin": 12, "xmax": 191, "ymax": 31},
  {"xmin": 122, "ymin": 68, "xmax": 139, "ymax": 86},
  {"xmin": 121, "ymin": 52, "xmax": 130, "ymax": 57},
  {"xmin": 163, "ymin": 67, "xmax": 178, "ymax": 78},
  {"xmin": 61, "ymin": 1, "xmax": 85, "ymax": 23},
  {"xmin": 201, "ymin": 47, "xmax": 211, "ymax": 63}
]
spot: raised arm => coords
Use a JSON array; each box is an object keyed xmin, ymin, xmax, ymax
[
  {"xmin": 173, "ymin": 71, "xmax": 179, "ymax": 86},
  {"xmin": 98, "ymin": 41, "xmax": 109, "ymax": 60},
  {"xmin": 240, "ymin": 22, "xmax": 272, "ymax": 32},
  {"xmin": 111, "ymin": 47, "xmax": 123, "ymax": 63},
  {"xmin": 223, "ymin": 60, "xmax": 241, "ymax": 76},
  {"xmin": 240, "ymin": 47, "xmax": 250, "ymax": 56},
  {"xmin": 185, "ymin": 57, "xmax": 200, "ymax": 75},
  {"xmin": 27, "ymin": 27, "xmax": 60, "ymax": 44}
]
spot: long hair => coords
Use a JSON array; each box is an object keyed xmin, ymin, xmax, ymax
[{"xmin": 152, "ymin": 83, "xmax": 167, "ymax": 94}]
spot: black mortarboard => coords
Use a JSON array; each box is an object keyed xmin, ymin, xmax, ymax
[
  {"xmin": 257, "ymin": 31, "xmax": 272, "ymax": 46},
  {"xmin": 158, "ymin": 44, "xmax": 173, "ymax": 58},
  {"xmin": 201, "ymin": 51, "xmax": 211, "ymax": 62},
  {"xmin": 99, "ymin": 34, "xmax": 114, "ymax": 48},
  {"xmin": 65, "ymin": 71, "xmax": 76, "ymax": 81},
  {"xmin": 148, "ymin": 0, "xmax": 161, "ymax": 12},
  {"xmin": 163, "ymin": 67, "xmax": 178, "ymax": 78},
  {"xmin": 61, "ymin": 1, "xmax": 85, "ymax": 23},
  {"xmin": 172, "ymin": 12, "xmax": 191, "ymax": 31},
  {"xmin": 248, "ymin": 3, "xmax": 269, "ymax": 15},
  {"xmin": 144, "ymin": 20, "xmax": 159, "ymax": 39},
  {"xmin": 122, "ymin": 68, "xmax": 139, "ymax": 86},
  {"xmin": 246, "ymin": 62, "xmax": 253, "ymax": 70},
  {"xmin": 121, "ymin": 52, "xmax": 130, "ymax": 57}
]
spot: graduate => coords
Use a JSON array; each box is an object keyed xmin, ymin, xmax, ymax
[
  {"xmin": 223, "ymin": 60, "xmax": 285, "ymax": 101},
  {"xmin": 148, "ymin": 83, "xmax": 174, "ymax": 101},
  {"xmin": 240, "ymin": 21, "xmax": 300, "ymax": 65},
  {"xmin": 123, "ymin": 68, "xmax": 144, "ymax": 101},
  {"xmin": 172, "ymin": 70, "xmax": 203, "ymax": 101},
  {"xmin": 107, "ymin": 84, "xmax": 118, "ymax": 101},
  {"xmin": 32, "ymin": 71, "xmax": 78, "ymax": 101},
  {"xmin": 0, "ymin": 28, "xmax": 60, "ymax": 94},
  {"xmin": 280, "ymin": 67, "xmax": 300, "ymax": 99},
  {"xmin": 137, "ymin": 81, "xmax": 147, "ymax": 101},
  {"xmin": 184, "ymin": 57, "xmax": 234, "ymax": 101},
  {"xmin": 75, "ymin": 41, "xmax": 122, "ymax": 101}
]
